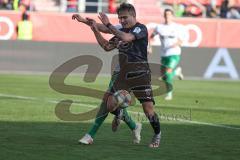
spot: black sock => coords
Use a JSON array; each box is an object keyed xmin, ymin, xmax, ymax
[{"xmin": 147, "ymin": 112, "xmax": 161, "ymax": 135}]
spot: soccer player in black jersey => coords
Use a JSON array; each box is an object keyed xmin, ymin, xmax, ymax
[
  {"xmin": 87, "ymin": 3, "xmax": 161, "ymax": 148},
  {"xmin": 73, "ymin": 10, "xmax": 142, "ymax": 145}
]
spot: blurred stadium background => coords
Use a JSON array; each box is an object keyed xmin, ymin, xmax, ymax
[{"xmin": 0, "ymin": 0, "xmax": 240, "ymax": 160}]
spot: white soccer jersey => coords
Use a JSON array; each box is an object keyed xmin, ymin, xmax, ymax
[{"xmin": 154, "ymin": 22, "xmax": 185, "ymax": 57}]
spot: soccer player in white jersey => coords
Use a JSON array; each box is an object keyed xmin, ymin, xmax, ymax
[{"xmin": 150, "ymin": 8, "xmax": 185, "ymax": 100}]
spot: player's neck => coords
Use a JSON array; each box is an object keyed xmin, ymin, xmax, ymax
[
  {"xmin": 132, "ymin": 22, "xmax": 137, "ymax": 27},
  {"xmin": 126, "ymin": 21, "xmax": 137, "ymax": 29}
]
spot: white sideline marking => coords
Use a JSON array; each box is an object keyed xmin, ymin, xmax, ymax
[
  {"xmin": 1, "ymin": 93, "xmax": 240, "ymax": 130},
  {"xmin": 0, "ymin": 93, "xmax": 97, "ymax": 108},
  {"xmin": 0, "ymin": 93, "xmax": 36, "ymax": 100},
  {"xmin": 127, "ymin": 110, "xmax": 240, "ymax": 130},
  {"xmin": 179, "ymin": 119, "xmax": 240, "ymax": 130}
]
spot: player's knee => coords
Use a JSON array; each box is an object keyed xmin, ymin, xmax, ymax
[
  {"xmin": 142, "ymin": 101, "xmax": 154, "ymax": 115},
  {"xmin": 103, "ymin": 92, "xmax": 116, "ymax": 112},
  {"xmin": 106, "ymin": 95, "xmax": 118, "ymax": 112},
  {"xmin": 103, "ymin": 92, "xmax": 111, "ymax": 102},
  {"xmin": 166, "ymin": 68, "xmax": 173, "ymax": 73},
  {"xmin": 161, "ymin": 68, "xmax": 172, "ymax": 78}
]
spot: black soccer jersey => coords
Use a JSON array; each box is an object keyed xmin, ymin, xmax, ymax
[
  {"xmin": 110, "ymin": 22, "xmax": 150, "ymax": 72},
  {"xmin": 118, "ymin": 22, "xmax": 148, "ymax": 63},
  {"xmin": 109, "ymin": 23, "xmax": 154, "ymax": 103}
]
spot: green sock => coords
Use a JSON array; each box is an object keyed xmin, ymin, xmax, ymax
[
  {"xmin": 122, "ymin": 108, "xmax": 136, "ymax": 130},
  {"xmin": 88, "ymin": 103, "xmax": 137, "ymax": 137},
  {"xmin": 88, "ymin": 102, "xmax": 108, "ymax": 138},
  {"xmin": 164, "ymin": 70, "xmax": 175, "ymax": 93}
]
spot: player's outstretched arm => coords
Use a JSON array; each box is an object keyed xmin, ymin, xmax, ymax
[
  {"xmin": 88, "ymin": 18, "xmax": 116, "ymax": 51},
  {"xmin": 98, "ymin": 12, "xmax": 135, "ymax": 42},
  {"xmin": 72, "ymin": 14, "xmax": 90, "ymax": 25},
  {"xmin": 72, "ymin": 14, "xmax": 111, "ymax": 34}
]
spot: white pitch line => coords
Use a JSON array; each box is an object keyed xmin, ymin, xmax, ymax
[
  {"xmin": 0, "ymin": 93, "xmax": 97, "ymax": 108},
  {"xmin": 126, "ymin": 110, "xmax": 240, "ymax": 130},
  {"xmin": 179, "ymin": 119, "xmax": 240, "ymax": 130},
  {"xmin": 1, "ymin": 93, "xmax": 240, "ymax": 130},
  {"xmin": 0, "ymin": 93, "xmax": 36, "ymax": 100}
]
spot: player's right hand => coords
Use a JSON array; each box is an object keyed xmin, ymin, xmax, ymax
[{"xmin": 98, "ymin": 12, "xmax": 110, "ymax": 26}]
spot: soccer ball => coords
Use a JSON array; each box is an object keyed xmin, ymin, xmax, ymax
[{"xmin": 113, "ymin": 90, "xmax": 131, "ymax": 109}]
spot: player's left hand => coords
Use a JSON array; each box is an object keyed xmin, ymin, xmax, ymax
[
  {"xmin": 72, "ymin": 14, "xmax": 85, "ymax": 22},
  {"xmin": 98, "ymin": 12, "xmax": 110, "ymax": 26},
  {"xmin": 86, "ymin": 18, "xmax": 98, "ymax": 31},
  {"xmin": 72, "ymin": 14, "xmax": 92, "ymax": 26}
]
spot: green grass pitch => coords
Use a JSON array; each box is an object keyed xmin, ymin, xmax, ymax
[{"xmin": 0, "ymin": 74, "xmax": 240, "ymax": 160}]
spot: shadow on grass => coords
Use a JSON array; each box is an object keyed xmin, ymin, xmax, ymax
[{"xmin": 0, "ymin": 121, "xmax": 240, "ymax": 160}]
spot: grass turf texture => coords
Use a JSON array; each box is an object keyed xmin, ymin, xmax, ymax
[{"xmin": 0, "ymin": 74, "xmax": 240, "ymax": 160}]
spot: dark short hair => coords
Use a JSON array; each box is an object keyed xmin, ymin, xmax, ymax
[
  {"xmin": 164, "ymin": 8, "xmax": 174, "ymax": 15},
  {"xmin": 117, "ymin": 3, "xmax": 136, "ymax": 17}
]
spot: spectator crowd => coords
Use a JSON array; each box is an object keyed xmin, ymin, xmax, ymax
[{"xmin": 0, "ymin": 0, "xmax": 240, "ymax": 19}]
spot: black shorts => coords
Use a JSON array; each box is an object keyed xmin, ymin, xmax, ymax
[{"xmin": 109, "ymin": 70, "xmax": 155, "ymax": 104}]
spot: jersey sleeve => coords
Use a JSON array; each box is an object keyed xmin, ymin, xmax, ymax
[
  {"xmin": 131, "ymin": 24, "xmax": 148, "ymax": 40},
  {"xmin": 114, "ymin": 24, "xmax": 123, "ymax": 30},
  {"xmin": 109, "ymin": 36, "xmax": 119, "ymax": 46}
]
